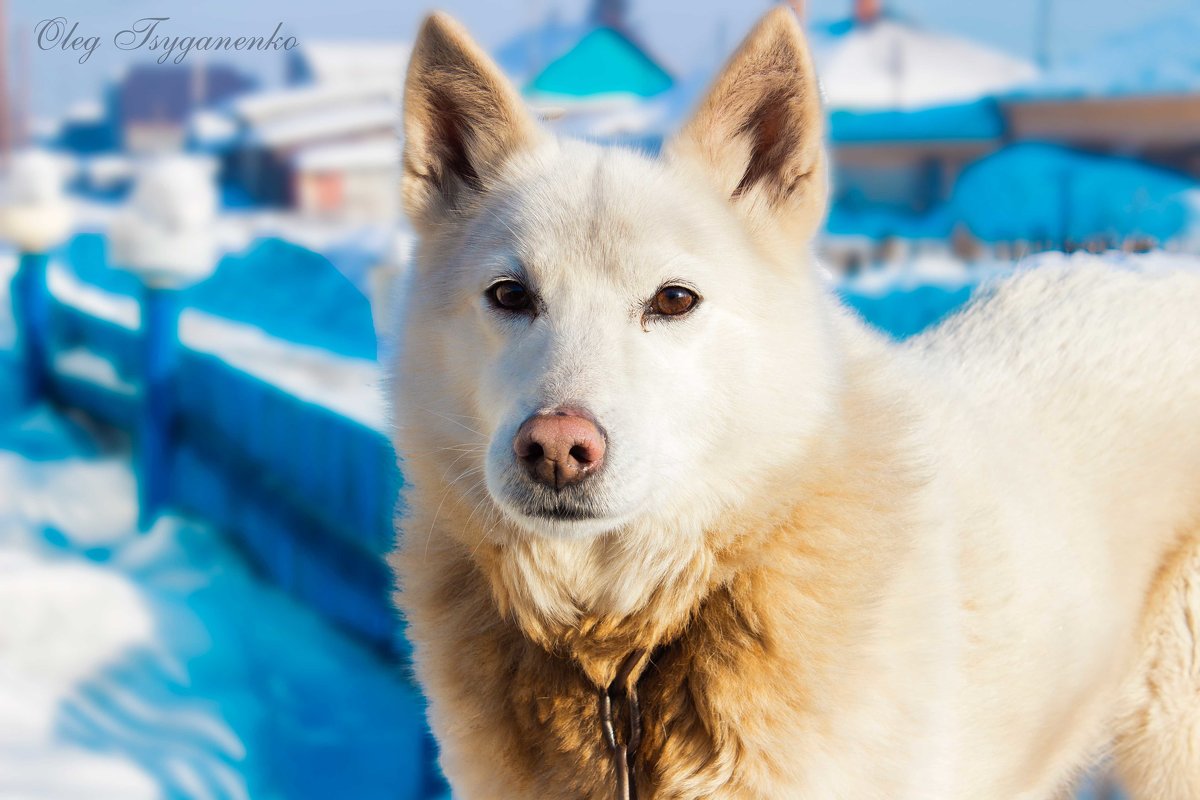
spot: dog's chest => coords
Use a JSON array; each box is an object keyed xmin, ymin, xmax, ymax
[{"xmin": 506, "ymin": 641, "xmax": 734, "ymax": 800}]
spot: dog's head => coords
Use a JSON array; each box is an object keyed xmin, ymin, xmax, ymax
[{"xmin": 395, "ymin": 8, "xmax": 839, "ymax": 541}]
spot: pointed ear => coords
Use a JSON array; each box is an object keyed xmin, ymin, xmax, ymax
[
  {"xmin": 667, "ymin": 6, "xmax": 827, "ymax": 241},
  {"xmin": 402, "ymin": 13, "xmax": 539, "ymax": 229}
]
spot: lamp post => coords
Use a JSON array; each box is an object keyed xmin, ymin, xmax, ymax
[
  {"xmin": 0, "ymin": 150, "xmax": 74, "ymax": 412},
  {"xmin": 109, "ymin": 155, "xmax": 218, "ymax": 530}
]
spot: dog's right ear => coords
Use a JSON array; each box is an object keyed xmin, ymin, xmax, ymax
[
  {"xmin": 666, "ymin": 6, "xmax": 826, "ymax": 245},
  {"xmin": 402, "ymin": 13, "xmax": 538, "ymax": 230}
]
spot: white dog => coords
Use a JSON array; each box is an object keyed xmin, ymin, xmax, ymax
[{"xmin": 390, "ymin": 8, "xmax": 1200, "ymax": 798}]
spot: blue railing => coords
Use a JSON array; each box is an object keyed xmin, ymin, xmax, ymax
[{"xmin": 3, "ymin": 232, "xmax": 443, "ymax": 798}]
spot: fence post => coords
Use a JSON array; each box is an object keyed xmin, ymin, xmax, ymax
[
  {"xmin": 136, "ymin": 284, "xmax": 183, "ymax": 529},
  {"xmin": 0, "ymin": 150, "xmax": 73, "ymax": 412},
  {"xmin": 10, "ymin": 252, "xmax": 50, "ymax": 408},
  {"xmin": 110, "ymin": 155, "xmax": 218, "ymax": 530}
]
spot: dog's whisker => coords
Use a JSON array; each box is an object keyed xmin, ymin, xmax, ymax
[
  {"xmin": 423, "ymin": 464, "xmax": 487, "ymax": 561},
  {"xmin": 413, "ymin": 405, "xmax": 488, "ymax": 439}
]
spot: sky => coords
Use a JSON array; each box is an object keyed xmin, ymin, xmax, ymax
[{"xmin": 6, "ymin": 0, "xmax": 1194, "ymax": 119}]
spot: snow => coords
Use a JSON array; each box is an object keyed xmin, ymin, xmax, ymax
[
  {"xmin": 189, "ymin": 111, "xmax": 239, "ymax": 148},
  {"xmin": 841, "ymin": 248, "xmax": 1200, "ymax": 299},
  {"xmin": 840, "ymin": 249, "xmax": 979, "ymax": 295},
  {"xmin": 0, "ymin": 150, "xmax": 75, "ymax": 254},
  {"xmin": 125, "ymin": 158, "xmax": 219, "ymax": 233},
  {"xmin": 1, "ymin": 151, "xmax": 74, "ymax": 207},
  {"xmin": 52, "ymin": 349, "xmax": 137, "ymax": 396},
  {"xmin": 108, "ymin": 157, "xmax": 219, "ymax": 286},
  {"xmin": 46, "ymin": 262, "xmax": 140, "ymax": 330},
  {"xmin": 64, "ymin": 100, "xmax": 106, "ymax": 124},
  {"xmin": 810, "ymin": 18, "xmax": 1038, "ymax": 111},
  {"xmin": 81, "ymin": 156, "xmax": 135, "ymax": 192},
  {"xmin": 539, "ymin": 92, "xmax": 673, "ymax": 139},
  {"xmin": 0, "ymin": 409, "xmax": 431, "ymax": 799}
]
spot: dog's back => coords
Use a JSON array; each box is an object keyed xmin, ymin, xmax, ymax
[
  {"xmin": 907, "ymin": 255, "xmax": 1200, "ymax": 795},
  {"xmin": 922, "ymin": 255, "xmax": 1200, "ymax": 528}
]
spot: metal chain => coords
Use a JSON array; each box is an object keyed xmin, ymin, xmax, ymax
[{"xmin": 598, "ymin": 649, "xmax": 647, "ymax": 800}]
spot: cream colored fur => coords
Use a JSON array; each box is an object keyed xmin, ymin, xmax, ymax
[{"xmin": 390, "ymin": 9, "xmax": 1200, "ymax": 798}]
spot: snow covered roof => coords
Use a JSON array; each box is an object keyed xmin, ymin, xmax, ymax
[
  {"xmin": 65, "ymin": 99, "xmax": 106, "ymax": 123},
  {"xmin": 81, "ymin": 155, "xmax": 135, "ymax": 190},
  {"xmin": 810, "ymin": 16, "xmax": 1037, "ymax": 111},
  {"xmin": 293, "ymin": 138, "xmax": 398, "ymax": 172},
  {"xmin": 190, "ymin": 110, "xmax": 239, "ymax": 148},
  {"xmin": 248, "ymin": 102, "xmax": 397, "ymax": 149},
  {"xmin": 234, "ymin": 81, "xmax": 398, "ymax": 124},
  {"xmin": 1012, "ymin": 7, "xmax": 1200, "ymax": 99},
  {"xmin": 227, "ymin": 81, "xmax": 399, "ymax": 153},
  {"xmin": 287, "ymin": 42, "xmax": 410, "ymax": 87}
]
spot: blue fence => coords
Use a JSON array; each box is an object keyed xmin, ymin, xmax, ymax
[
  {"xmin": 3, "ymin": 232, "xmax": 444, "ymax": 798},
  {"xmin": 27, "ymin": 234, "xmax": 405, "ymax": 651}
]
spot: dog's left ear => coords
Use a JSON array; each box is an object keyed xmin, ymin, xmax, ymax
[{"xmin": 667, "ymin": 6, "xmax": 826, "ymax": 243}]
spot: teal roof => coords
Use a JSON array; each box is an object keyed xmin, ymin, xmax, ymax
[{"xmin": 526, "ymin": 27, "xmax": 673, "ymax": 100}]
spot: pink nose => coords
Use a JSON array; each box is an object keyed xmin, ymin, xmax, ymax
[{"xmin": 513, "ymin": 409, "xmax": 606, "ymax": 489}]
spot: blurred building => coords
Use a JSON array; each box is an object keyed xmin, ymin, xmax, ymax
[
  {"xmin": 1000, "ymin": 7, "xmax": 1200, "ymax": 179},
  {"xmin": 815, "ymin": 0, "xmax": 1037, "ymax": 215},
  {"xmin": 114, "ymin": 65, "xmax": 256, "ymax": 154},
  {"xmin": 207, "ymin": 43, "xmax": 407, "ymax": 219},
  {"xmin": 56, "ymin": 100, "xmax": 118, "ymax": 155},
  {"xmin": 500, "ymin": 0, "xmax": 675, "ymax": 147},
  {"xmin": 829, "ymin": 100, "xmax": 1005, "ymax": 214}
]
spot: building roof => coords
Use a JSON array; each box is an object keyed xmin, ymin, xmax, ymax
[
  {"xmin": 526, "ymin": 27, "xmax": 673, "ymax": 101},
  {"xmin": 809, "ymin": 15, "xmax": 1037, "ymax": 111},
  {"xmin": 248, "ymin": 102, "xmax": 396, "ymax": 149},
  {"xmin": 233, "ymin": 81, "xmax": 398, "ymax": 125}
]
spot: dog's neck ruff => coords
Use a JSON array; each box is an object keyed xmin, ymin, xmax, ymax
[{"xmin": 597, "ymin": 648, "xmax": 650, "ymax": 800}]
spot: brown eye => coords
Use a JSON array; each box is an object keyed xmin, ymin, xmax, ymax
[
  {"xmin": 649, "ymin": 285, "xmax": 700, "ymax": 317},
  {"xmin": 488, "ymin": 280, "xmax": 532, "ymax": 313}
]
